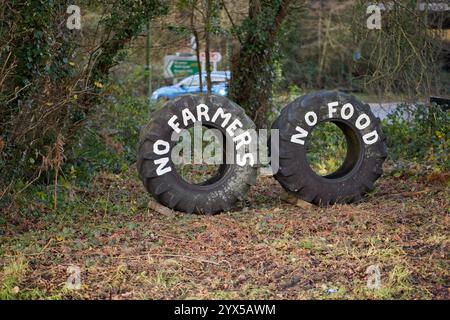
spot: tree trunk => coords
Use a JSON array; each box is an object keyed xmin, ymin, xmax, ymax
[
  {"xmin": 229, "ymin": 0, "xmax": 291, "ymax": 128},
  {"xmin": 204, "ymin": 0, "xmax": 213, "ymax": 95},
  {"xmin": 190, "ymin": 5, "xmax": 203, "ymax": 93}
]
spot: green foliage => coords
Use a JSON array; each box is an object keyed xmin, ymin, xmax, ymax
[
  {"xmin": 5, "ymin": 1, "xmax": 71, "ymax": 88},
  {"xmin": 306, "ymin": 122, "xmax": 347, "ymax": 176},
  {"xmin": 63, "ymin": 83, "xmax": 150, "ymax": 184},
  {"xmin": 0, "ymin": 0, "xmax": 82, "ymax": 184},
  {"xmin": 0, "ymin": 0, "xmax": 168, "ymax": 188},
  {"xmin": 382, "ymin": 103, "xmax": 449, "ymax": 171},
  {"xmin": 279, "ymin": 3, "xmax": 318, "ymax": 89},
  {"xmin": 0, "ymin": 255, "xmax": 43, "ymax": 300},
  {"xmin": 86, "ymin": 0, "xmax": 169, "ymax": 82}
]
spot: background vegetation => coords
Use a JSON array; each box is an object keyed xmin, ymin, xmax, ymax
[{"xmin": 0, "ymin": 0, "xmax": 449, "ymax": 300}]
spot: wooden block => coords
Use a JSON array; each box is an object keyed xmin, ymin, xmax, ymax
[
  {"xmin": 281, "ymin": 192, "xmax": 313, "ymax": 210},
  {"xmin": 148, "ymin": 200, "xmax": 174, "ymax": 215}
]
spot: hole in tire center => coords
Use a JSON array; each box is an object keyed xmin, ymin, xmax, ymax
[
  {"xmin": 173, "ymin": 124, "xmax": 226, "ymax": 185},
  {"xmin": 306, "ymin": 121, "xmax": 349, "ymax": 177}
]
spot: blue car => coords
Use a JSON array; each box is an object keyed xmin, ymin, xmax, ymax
[{"xmin": 150, "ymin": 71, "xmax": 230, "ymax": 102}]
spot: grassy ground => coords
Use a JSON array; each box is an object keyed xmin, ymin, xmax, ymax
[{"xmin": 0, "ymin": 164, "xmax": 448, "ymax": 300}]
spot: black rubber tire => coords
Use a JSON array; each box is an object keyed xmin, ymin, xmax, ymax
[
  {"xmin": 272, "ymin": 90, "xmax": 387, "ymax": 206},
  {"xmin": 137, "ymin": 94, "xmax": 257, "ymax": 214}
]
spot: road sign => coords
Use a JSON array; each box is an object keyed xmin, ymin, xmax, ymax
[
  {"xmin": 199, "ymin": 52, "xmax": 222, "ymax": 72},
  {"xmin": 199, "ymin": 52, "xmax": 222, "ymax": 63},
  {"xmin": 164, "ymin": 55, "xmax": 199, "ymax": 78}
]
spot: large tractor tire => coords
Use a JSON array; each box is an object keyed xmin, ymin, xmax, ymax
[
  {"xmin": 137, "ymin": 94, "xmax": 257, "ymax": 214},
  {"xmin": 272, "ymin": 90, "xmax": 387, "ymax": 206}
]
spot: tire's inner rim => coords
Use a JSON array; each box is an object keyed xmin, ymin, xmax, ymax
[{"xmin": 306, "ymin": 120, "xmax": 361, "ymax": 179}]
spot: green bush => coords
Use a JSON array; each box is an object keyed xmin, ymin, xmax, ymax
[
  {"xmin": 306, "ymin": 122, "xmax": 347, "ymax": 176},
  {"xmin": 382, "ymin": 103, "xmax": 449, "ymax": 171},
  {"xmin": 63, "ymin": 85, "xmax": 151, "ymax": 183},
  {"xmin": 0, "ymin": 0, "xmax": 168, "ymax": 188}
]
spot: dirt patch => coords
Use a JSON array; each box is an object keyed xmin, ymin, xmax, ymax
[{"xmin": 0, "ymin": 167, "xmax": 448, "ymax": 299}]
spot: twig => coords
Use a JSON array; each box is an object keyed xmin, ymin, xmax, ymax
[
  {"xmin": 221, "ymin": 0, "xmax": 243, "ymax": 44},
  {"xmin": 146, "ymin": 253, "xmax": 221, "ymax": 265},
  {"xmin": 376, "ymin": 188, "xmax": 432, "ymax": 198},
  {"xmin": 26, "ymin": 238, "xmax": 54, "ymax": 256}
]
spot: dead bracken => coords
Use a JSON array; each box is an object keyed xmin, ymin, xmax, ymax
[{"xmin": 0, "ymin": 163, "xmax": 448, "ymax": 300}]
